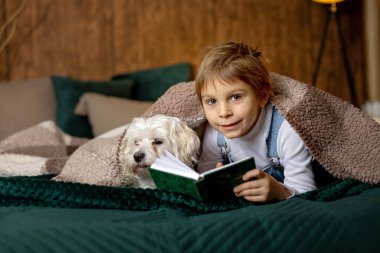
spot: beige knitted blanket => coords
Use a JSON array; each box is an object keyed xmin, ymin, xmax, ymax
[
  {"xmin": 0, "ymin": 121, "xmax": 87, "ymax": 177},
  {"xmin": 143, "ymin": 73, "xmax": 380, "ymax": 184},
  {"xmin": 1, "ymin": 73, "xmax": 379, "ymax": 185}
]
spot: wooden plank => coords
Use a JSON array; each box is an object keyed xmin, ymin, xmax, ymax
[
  {"xmin": 214, "ymin": 0, "xmax": 313, "ymax": 82},
  {"xmin": 0, "ymin": 0, "xmax": 10, "ymax": 80},
  {"xmin": 112, "ymin": 0, "xmax": 215, "ymax": 76},
  {"xmin": 1, "ymin": 0, "xmax": 366, "ymax": 104},
  {"xmin": 4, "ymin": 0, "xmax": 115, "ymax": 80}
]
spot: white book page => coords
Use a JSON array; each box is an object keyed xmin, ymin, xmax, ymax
[
  {"xmin": 150, "ymin": 150, "xmax": 200, "ymax": 180},
  {"xmin": 200, "ymin": 156, "xmax": 253, "ymax": 177}
]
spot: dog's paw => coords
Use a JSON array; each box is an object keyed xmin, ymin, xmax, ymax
[{"xmin": 122, "ymin": 174, "xmax": 140, "ymax": 187}]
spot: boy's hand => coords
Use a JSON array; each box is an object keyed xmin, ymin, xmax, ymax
[
  {"xmin": 233, "ymin": 168, "xmax": 291, "ymax": 202},
  {"xmin": 215, "ymin": 162, "xmax": 224, "ymax": 168}
]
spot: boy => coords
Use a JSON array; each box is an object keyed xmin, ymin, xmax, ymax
[{"xmin": 195, "ymin": 42, "xmax": 317, "ymax": 202}]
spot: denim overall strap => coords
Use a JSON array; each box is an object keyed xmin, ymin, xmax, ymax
[
  {"xmin": 264, "ymin": 107, "xmax": 285, "ymax": 182},
  {"xmin": 217, "ymin": 132, "xmax": 232, "ymax": 165},
  {"xmin": 215, "ymin": 107, "xmax": 285, "ymax": 183}
]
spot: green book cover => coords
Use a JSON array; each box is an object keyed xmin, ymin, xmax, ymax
[{"xmin": 148, "ymin": 151, "xmax": 255, "ymax": 202}]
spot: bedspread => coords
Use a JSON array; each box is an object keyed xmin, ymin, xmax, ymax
[{"xmin": 0, "ymin": 175, "xmax": 378, "ymax": 253}]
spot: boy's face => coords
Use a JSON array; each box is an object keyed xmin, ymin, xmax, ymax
[{"xmin": 201, "ymin": 79, "xmax": 266, "ymax": 139}]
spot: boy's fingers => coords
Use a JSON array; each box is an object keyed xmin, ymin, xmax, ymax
[
  {"xmin": 233, "ymin": 180, "xmax": 260, "ymax": 195},
  {"xmin": 215, "ymin": 162, "xmax": 223, "ymax": 168},
  {"xmin": 243, "ymin": 195, "xmax": 267, "ymax": 203},
  {"xmin": 242, "ymin": 168, "xmax": 263, "ymax": 181}
]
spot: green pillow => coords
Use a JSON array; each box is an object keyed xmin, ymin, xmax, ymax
[
  {"xmin": 111, "ymin": 62, "xmax": 192, "ymax": 101},
  {"xmin": 51, "ymin": 76, "xmax": 135, "ymax": 138}
]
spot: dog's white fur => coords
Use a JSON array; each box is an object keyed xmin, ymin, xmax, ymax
[{"xmin": 119, "ymin": 115, "xmax": 200, "ymax": 189}]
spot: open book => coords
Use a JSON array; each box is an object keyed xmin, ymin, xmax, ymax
[{"xmin": 148, "ymin": 150, "xmax": 255, "ymax": 202}]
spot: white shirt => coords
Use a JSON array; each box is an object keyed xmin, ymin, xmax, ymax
[{"xmin": 198, "ymin": 104, "xmax": 317, "ymax": 195}]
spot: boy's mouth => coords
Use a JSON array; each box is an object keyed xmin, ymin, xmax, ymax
[{"xmin": 219, "ymin": 120, "xmax": 241, "ymax": 129}]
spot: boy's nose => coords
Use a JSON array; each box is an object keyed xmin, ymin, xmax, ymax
[{"xmin": 218, "ymin": 103, "xmax": 232, "ymax": 118}]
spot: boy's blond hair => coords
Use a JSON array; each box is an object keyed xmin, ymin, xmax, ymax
[{"xmin": 195, "ymin": 42, "xmax": 271, "ymax": 102}]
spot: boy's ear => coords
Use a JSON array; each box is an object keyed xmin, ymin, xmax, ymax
[{"xmin": 259, "ymin": 92, "xmax": 270, "ymax": 108}]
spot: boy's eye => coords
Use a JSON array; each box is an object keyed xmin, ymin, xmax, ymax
[
  {"xmin": 205, "ymin": 98, "xmax": 216, "ymax": 105},
  {"xmin": 152, "ymin": 139, "xmax": 163, "ymax": 145},
  {"xmin": 230, "ymin": 94, "xmax": 242, "ymax": 101}
]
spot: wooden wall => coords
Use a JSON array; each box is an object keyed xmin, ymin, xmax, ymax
[{"xmin": 0, "ymin": 0, "xmax": 366, "ymax": 105}]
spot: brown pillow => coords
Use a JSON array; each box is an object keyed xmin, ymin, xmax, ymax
[
  {"xmin": 75, "ymin": 93, "xmax": 153, "ymax": 137},
  {"xmin": 0, "ymin": 77, "xmax": 55, "ymax": 141}
]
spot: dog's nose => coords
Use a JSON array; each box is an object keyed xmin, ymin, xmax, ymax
[{"xmin": 133, "ymin": 152, "xmax": 145, "ymax": 163}]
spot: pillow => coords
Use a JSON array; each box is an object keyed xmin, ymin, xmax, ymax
[
  {"xmin": 75, "ymin": 93, "xmax": 153, "ymax": 137},
  {"xmin": 0, "ymin": 77, "xmax": 55, "ymax": 141},
  {"xmin": 111, "ymin": 62, "xmax": 192, "ymax": 101},
  {"xmin": 51, "ymin": 76, "xmax": 135, "ymax": 138}
]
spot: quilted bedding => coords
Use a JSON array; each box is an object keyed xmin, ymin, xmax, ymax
[
  {"xmin": 0, "ymin": 175, "xmax": 379, "ymax": 253},
  {"xmin": 0, "ymin": 73, "xmax": 379, "ymax": 253}
]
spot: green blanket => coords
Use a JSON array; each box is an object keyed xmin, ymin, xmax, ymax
[
  {"xmin": 0, "ymin": 176, "xmax": 375, "ymax": 213},
  {"xmin": 0, "ymin": 176, "xmax": 379, "ymax": 253}
]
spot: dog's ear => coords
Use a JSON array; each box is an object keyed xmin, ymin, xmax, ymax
[
  {"xmin": 117, "ymin": 125, "xmax": 132, "ymax": 172},
  {"xmin": 131, "ymin": 117, "xmax": 143, "ymax": 125},
  {"xmin": 168, "ymin": 119, "xmax": 200, "ymax": 167}
]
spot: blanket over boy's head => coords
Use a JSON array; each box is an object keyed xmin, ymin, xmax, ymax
[
  {"xmin": 143, "ymin": 73, "xmax": 380, "ymax": 184},
  {"xmin": 55, "ymin": 73, "xmax": 380, "ymax": 185}
]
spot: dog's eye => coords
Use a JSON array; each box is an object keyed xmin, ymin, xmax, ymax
[
  {"xmin": 152, "ymin": 139, "xmax": 163, "ymax": 145},
  {"xmin": 134, "ymin": 140, "xmax": 140, "ymax": 146}
]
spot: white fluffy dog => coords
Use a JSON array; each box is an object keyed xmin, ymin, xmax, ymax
[{"xmin": 119, "ymin": 114, "xmax": 200, "ymax": 189}]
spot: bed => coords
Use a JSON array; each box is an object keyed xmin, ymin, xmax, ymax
[
  {"xmin": 0, "ymin": 70, "xmax": 379, "ymax": 253},
  {"xmin": 0, "ymin": 175, "xmax": 379, "ymax": 253}
]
